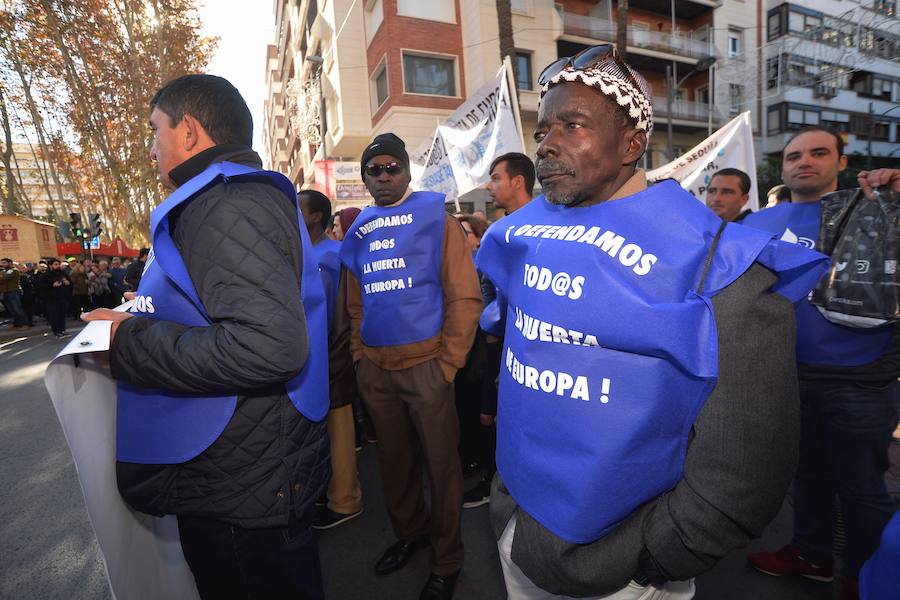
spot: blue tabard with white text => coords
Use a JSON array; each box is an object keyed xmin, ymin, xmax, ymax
[
  {"xmin": 117, "ymin": 162, "xmax": 330, "ymax": 464},
  {"xmin": 340, "ymin": 191, "xmax": 445, "ymax": 346},
  {"xmin": 313, "ymin": 238, "xmax": 342, "ymax": 326},
  {"xmin": 742, "ymin": 201, "xmax": 893, "ymax": 366},
  {"xmin": 476, "ymin": 180, "xmax": 828, "ymax": 544}
]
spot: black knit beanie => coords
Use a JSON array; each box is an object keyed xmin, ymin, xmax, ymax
[{"xmin": 360, "ymin": 133, "xmax": 410, "ymax": 181}]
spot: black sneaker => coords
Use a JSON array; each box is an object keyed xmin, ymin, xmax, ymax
[
  {"xmin": 462, "ymin": 482, "xmax": 490, "ymax": 509},
  {"xmin": 312, "ymin": 507, "xmax": 363, "ymax": 530}
]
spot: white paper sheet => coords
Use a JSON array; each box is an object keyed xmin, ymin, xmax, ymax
[{"xmin": 44, "ymin": 303, "xmax": 200, "ymax": 600}]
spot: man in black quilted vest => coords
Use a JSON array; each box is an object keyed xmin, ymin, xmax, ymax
[{"xmin": 83, "ymin": 75, "xmax": 329, "ymax": 600}]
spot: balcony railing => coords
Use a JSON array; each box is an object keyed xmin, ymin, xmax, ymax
[
  {"xmin": 562, "ymin": 12, "xmax": 719, "ymax": 60},
  {"xmin": 652, "ymin": 97, "xmax": 721, "ymax": 123}
]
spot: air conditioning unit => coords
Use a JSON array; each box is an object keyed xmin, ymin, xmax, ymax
[{"xmin": 814, "ymin": 84, "xmax": 838, "ymax": 98}]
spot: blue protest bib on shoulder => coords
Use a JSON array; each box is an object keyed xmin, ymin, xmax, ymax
[
  {"xmin": 312, "ymin": 238, "xmax": 342, "ymax": 326},
  {"xmin": 117, "ymin": 161, "xmax": 330, "ymax": 464},
  {"xmin": 340, "ymin": 191, "xmax": 445, "ymax": 346},
  {"xmin": 743, "ymin": 202, "xmax": 892, "ymax": 366},
  {"xmin": 476, "ymin": 180, "xmax": 828, "ymax": 544}
]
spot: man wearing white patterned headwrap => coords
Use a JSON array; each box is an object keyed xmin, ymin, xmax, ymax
[{"xmin": 475, "ymin": 46, "xmax": 829, "ymax": 600}]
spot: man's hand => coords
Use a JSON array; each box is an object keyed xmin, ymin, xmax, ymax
[
  {"xmin": 123, "ymin": 291, "xmax": 136, "ymax": 301},
  {"xmin": 858, "ymin": 169, "xmax": 900, "ymax": 200},
  {"xmin": 81, "ymin": 308, "xmax": 133, "ymax": 346},
  {"xmin": 479, "ymin": 413, "xmax": 495, "ymax": 426}
]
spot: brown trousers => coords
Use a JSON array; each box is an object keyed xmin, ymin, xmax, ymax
[
  {"xmin": 356, "ymin": 356, "xmax": 464, "ymax": 576},
  {"xmin": 326, "ymin": 404, "xmax": 363, "ymax": 514}
]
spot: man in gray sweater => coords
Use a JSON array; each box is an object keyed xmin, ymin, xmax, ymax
[{"xmin": 475, "ymin": 45, "xmax": 828, "ymax": 600}]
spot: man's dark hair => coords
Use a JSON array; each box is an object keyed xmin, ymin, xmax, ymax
[
  {"xmin": 1, "ymin": 257, "xmax": 11, "ymax": 263},
  {"xmin": 784, "ymin": 125, "xmax": 844, "ymax": 157},
  {"xmin": 489, "ymin": 152, "xmax": 536, "ymax": 196},
  {"xmin": 298, "ymin": 190, "xmax": 332, "ymax": 225},
  {"xmin": 711, "ymin": 168, "xmax": 752, "ymax": 195},
  {"xmin": 139, "ymin": 247, "xmax": 151, "ymax": 258},
  {"xmin": 768, "ymin": 184, "xmax": 791, "ymax": 203},
  {"xmin": 456, "ymin": 213, "xmax": 489, "ymax": 239},
  {"xmin": 150, "ymin": 74, "xmax": 253, "ymax": 146}
]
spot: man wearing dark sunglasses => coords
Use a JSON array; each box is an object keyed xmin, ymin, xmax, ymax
[
  {"xmin": 340, "ymin": 133, "xmax": 482, "ymax": 600},
  {"xmin": 476, "ymin": 47, "xmax": 828, "ymax": 599}
]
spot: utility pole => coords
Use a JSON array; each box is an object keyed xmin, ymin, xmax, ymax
[{"xmin": 616, "ymin": 0, "xmax": 629, "ymax": 55}]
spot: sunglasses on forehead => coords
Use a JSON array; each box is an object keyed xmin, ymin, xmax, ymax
[
  {"xmin": 538, "ymin": 44, "xmax": 641, "ymax": 91},
  {"xmin": 364, "ymin": 162, "xmax": 405, "ymax": 177}
]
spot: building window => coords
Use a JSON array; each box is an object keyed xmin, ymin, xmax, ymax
[
  {"xmin": 767, "ymin": 105, "xmax": 783, "ymax": 135},
  {"xmin": 848, "ymin": 115, "xmax": 890, "ymax": 140},
  {"xmin": 821, "ymin": 110, "xmax": 850, "ymax": 133},
  {"xmin": 789, "ymin": 11, "xmax": 822, "ymax": 35},
  {"xmin": 396, "ymin": 0, "xmax": 455, "ymax": 23},
  {"xmin": 696, "ymin": 85, "xmax": 710, "ymax": 105},
  {"xmin": 371, "ymin": 60, "xmax": 389, "ymax": 111},
  {"xmin": 728, "ymin": 27, "xmax": 743, "ymax": 58},
  {"xmin": 767, "ymin": 5, "xmax": 787, "ymax": 41},
  {"xmin": 515, "ymin": 52, "xmax": 533, "ymax": 90},
  {"xmin": 766, "ymin": 56, "xmax": 781, "ymax": 90},
  {"xmin": 402, "ymin": 52, "xmax": 457, "ymax": 96},
  {"xmin": 364, "ymin": 0, "xmax": 384, "ymax": 45},
  {"xmin": 858, "ymin": 28, "xmax": 899, "ymax": 60},
  {"xmin": 728, "ymin": 84, "xmax": 743, "ymax": 115},
  {"xmin": 851, "ymin": 72, "xmax": 896, "ymax": 101},
  {"xmin": 787, "ymin": 107, "xmax": 820, "ymax": 130},
  {"xmin": 511, "ymin": 0, "xmax": 532, "ymax": 15}
]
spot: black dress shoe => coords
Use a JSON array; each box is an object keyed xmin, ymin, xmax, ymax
[
  {"xmin": 374, "ymin": 536, "xmax": 429, "ymax": 575},
  {"xmin": 419, "ymin": 571, "xmax": 460, "ymax": 600}
]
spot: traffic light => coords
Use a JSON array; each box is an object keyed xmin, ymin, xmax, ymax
[
  {"xmin": 88, "ymin": 213, "xmax": 102, "ymax": 238},
  {"xmin": 69, "ymin": 212, "xmax": 83, "ymax": 239}
]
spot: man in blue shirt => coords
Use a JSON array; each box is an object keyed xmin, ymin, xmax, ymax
[{"xmin": 745, "ymin": 127, "xmax": 900, "ymax": 600}]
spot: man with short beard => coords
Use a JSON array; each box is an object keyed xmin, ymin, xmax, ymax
[
  {"xmin": 476, "ymin": 46, "xmax": 828, "ymax": 599},
  {"xmin": 486, "ymin": 152, "xmax": 535, "ymax": 216},
  {"xmin": 744, "ymin": 127, "xmax": 900, "ymax": 600}
]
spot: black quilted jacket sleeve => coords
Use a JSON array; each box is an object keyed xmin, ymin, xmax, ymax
[{"xmin": 110, "ymin": 179, "xmax": 309, "ymax": 394}]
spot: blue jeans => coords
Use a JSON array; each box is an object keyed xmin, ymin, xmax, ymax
[
  {"xmin": 793, "ymin": 379, "xmax": 899, "ymax": 577},
  {"xmin": 2, "ymin": 290, "xmax": 27, "ymax": 326}
]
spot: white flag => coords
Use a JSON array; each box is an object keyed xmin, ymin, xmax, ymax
[
  {"xmin": 410, "ymin": 59, "xmax": 524, "ymax": 204},
  {"xmin": 647, "ymin": 111, "xmax": 759, "ymax": 211}
]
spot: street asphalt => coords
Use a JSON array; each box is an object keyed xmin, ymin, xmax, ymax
[{"xmin": 2, "ymin": 322, "xmax": 894, "ymax": 599}]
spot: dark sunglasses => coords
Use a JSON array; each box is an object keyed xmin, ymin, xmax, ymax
[
  {"xmin": 538, "ymin": 44, "xmax": 640, "ymax": 92},
  {"xmin": 364, "ymin": 162, "xmax": 404, "ymax": 177}
]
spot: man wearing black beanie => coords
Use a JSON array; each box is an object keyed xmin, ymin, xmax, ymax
[
  {"xmin": 341, "ymin": 132, "xmax": 482, "ymax": 600},
  {"xmin": 359, "ymin": 133, "xmax": 411, "ymax": 179}
]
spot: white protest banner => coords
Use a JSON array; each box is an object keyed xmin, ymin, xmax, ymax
[
  {"xmin": 44, "ymin": 303, "xmax": 200, "ymax": 600},
  {"xmin": 410, "ymin": 57, "xmax": 524, "ymax": 205},
  {"xmin": 647, "ymin": 111, "xmax": 759, "ymax": 211}
]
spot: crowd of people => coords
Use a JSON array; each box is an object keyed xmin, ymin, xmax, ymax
[
  {"xmin": 43, "ymin": 45, "xmax": 898, "ymax": 600},
  {"xmin": 1, "ymin": 250, "xmax": 150, "ymax": 338}
]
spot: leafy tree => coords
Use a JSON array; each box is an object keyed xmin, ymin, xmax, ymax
[{"xmin": 0, "ymin": 0, "xmax": 216, "ymax": 245}]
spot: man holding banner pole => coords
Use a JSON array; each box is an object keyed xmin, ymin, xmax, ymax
[{"xmin": 476, "ymin": 45, "xmax": 828, "ymax": 600}]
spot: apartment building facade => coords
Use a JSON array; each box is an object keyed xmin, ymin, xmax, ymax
[
  {"xmin": 0, "ymin": 143, "xmax": 79, "ymax": 223},
  {"xmin": 759, "ymin": 0, "xmax": 899, "ymax": 163},
  {"xmin": 265, "ymin": 1, "xmax": 898, "ymax": 211}
]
